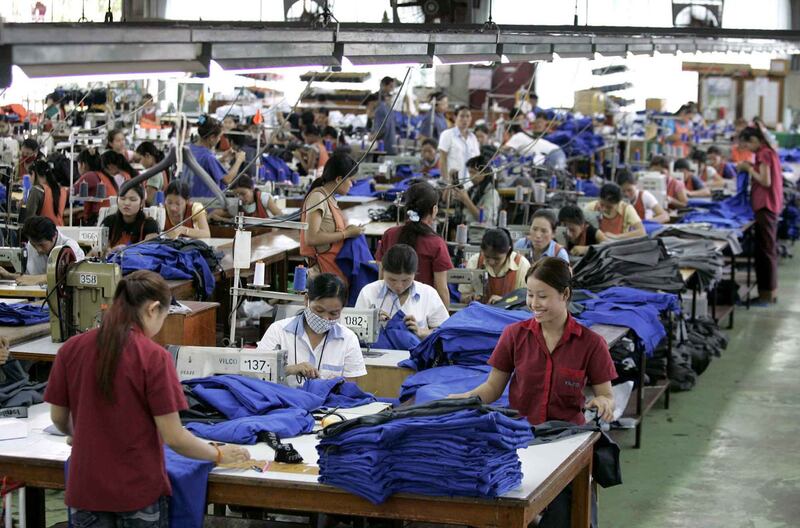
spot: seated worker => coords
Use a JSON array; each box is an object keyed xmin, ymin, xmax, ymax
[
  {"xmin": 451, "ymin": 257, "xmax": 616, "ymax": 528},
  {"xmin": 0, "ymin": 216, "xmax": 85, "ymax": 285},
  {"xmin": 162, "ymin": 181, "xmax": 211, "ymax": 239},
  {"xmin": 707, "ymin": 145, "xmax": 738, "ymax": 180},
  {"xmin": 461, "ymin": 228, "xmax": 531, "ymax": 304},
  {"xmin": 256, "ymin": 273, "xmax": 367, "ymax": 387},
  {"xmin": 24, "ymin": 160, "xmax": 67, "ymax": 226},
  {"xmin": 73, "ymin": 148, "xmax": 116, "ymax": 226},
  {"xmin": 558, "ymin": 205, "xmax": 606, "ymax": 256},
  {"xmin": 100, "ymin": 150, "xmax": 137, "ymax": 190},
  {"xmin": 295, "ymin": 125, "xmax": 329, "ymax": 174},
  {"xmin": 447, "ymin": 155, "xmax": 501, "ymax": 226},
  {"xmin": 419, "ymin": 138, "xmax": 440, "ymax": 176},
  {"xmin": 583, "ymin": 183, "xmax": 646, "ymax": 240},
  {"xmin": 186, "ymin": 115, "xmax": 247, "ymax": 198},
  {"xmin": 690, "ymin": 150, "xmax": 724, "ymax": 188},
  {"xmin": 17, "ymin": 138, "xmax": 44, "ymax": 182},
  {"xmin": 513, "ymin": 209, "xmax": 570, "ymax": 263},
  {"xmin": 356, "ymin": 244, "xmax": 449, "ymax": 339},
  {"xmin": 208, "ymin": 175, "xmax": 282, "ymax": 222},
  {"xmin": 376, "ymin": 182, "xmax": 452, "ymax": 306},
  {"xmin": 135, "ymin": 141, "xmax": 169, "ymax": 206},
  {"xmin": 102, "ymin": 186, "xmax": 159, "ymax": 252},
  {"xmin": 648, "ymin": 156, "xmax": 689, "ymax": 209},
  {"xmin": 674, "ymin": 158, "xmax": 711, "ymax": 198},
  {"xmin": 618, "ymin": 169, "xmax": 670, "ymax": 224}
]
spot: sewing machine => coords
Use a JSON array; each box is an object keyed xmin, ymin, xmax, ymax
[
  {"xmin": 357, "ymin": 162, "xmax": 384, "ymax": 178},
  {"xmin": 638, "ymin": 171, "xmax": 668, "ymax": 210},
  {"xmin": 384, "ymin": 155, "xmax": 421, "ymax": 171},
  {"xmin": 271, "ymin": 303, "xmax": 381, "ymax": 347},
  {"xmin": 57, "ymin": 226, "xmax": 108, "ymax": 253},
  {"xmin": 47, "ymin": 245, "xmax": 121, "ymax": 342},
  {"xmin": 169, "ymin": 345, "xmax": 289, "ymax": 383},
  {"xmin": 0, "ymin": 247, "xmax": 26, "ymax": 274},
  {"xmin": 447, "ymin": 268, "xmax": 487, "ymax": 309}
]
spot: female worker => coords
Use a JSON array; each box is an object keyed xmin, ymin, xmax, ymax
[
  {"xmin": 101, "ymin": 185, "xmax": 159, "ymax": 251},
  {"xmin": 163, "ymin": 181, "xmax": 211, "ymax": 239},
  {"xmin": 208, "ymin": 175, "xmax": 282, "ymax": 222},
  {"xmin": 514, "ymin": 209, "xmax": 570, "ymax": 263},
  {"xmin": 256, "ymin": 273, "xmax": 367, "ymax": 387},
  {"xmin": 618, "ymin": 169, "xmax": 670, "ymax": 224},
  {"xmin": 375, "ymin": 182, "xmax": 453, "ymax": 306},
  {"xmin": 356, "ymin": 244, "xmax": 449, "ymax": 339},
  {"xmin": 558, "ymin": 205, "xmax": 606, "ymax": 256},
  {"xmin": 452, "ymin": 257, "xmax": 616, "ymax": 528},
  {"xmin": 186, "ymin": 115, "xmax": 247, "ymax": 198},
  {"xmin": 448, "ymin": 155, "xmax": 501, "ymax": 226},
  {"xmin": 583, "ymin": 182, "xmax": 645, "ymax": 240},
  {"xmin": 44, "ymin": 270, "xmax": 249, "ymax": 525},
  {"xmin": 17, "ymin": 138, "xmax": 44, "ymax": 182},
  {"xmin": 135, "ymin": 141, "xmax": 169, "ymax": 206},
  {"xmin": 106, "ymin": 128, "xmax": 135, "ymax": 162},
  {"xmin": 461, "ymin": 228, "xmax": 531, "ymax": 304},
  {"xmin": 100, "ymin": 150, "xmax": 137, "ymax": 190},
  {"xmin": 24, "ymin": 160, "xmax": 67, "ymax": 226},
  {"xmin": 73, "ymin": 148, "xmax": 114, "ymax": 225},
  {"xmin": 737, "ymin": 126, "xmax": 784, "ymax": 304},
  {"xmin": 301, "ymin": 150, "xmax": 365, "ymax": 283}
]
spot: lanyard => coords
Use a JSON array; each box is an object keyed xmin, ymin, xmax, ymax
[{"xmin": 293, "ymin": 314, "xmax": 330, "ymax": 383}]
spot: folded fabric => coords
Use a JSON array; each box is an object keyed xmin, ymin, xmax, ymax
[
  {"xmin": 301, "ymin": 377, "xmax": 377, "ymax": 408},
  {"xmin": 659, "ymin": 237, "xmax": 725, "ymax": 290},
  {"xmin": 183, "ymin": 375, "xmax": 324, "ymax": 419},
  {"xmin": 373, "ymin": 310, "xmax": 421, "ymax": 351},
  {"xmin": 653, "ymin": 224, "xmax": 743, "ymax": 255},
  {"xmin": 0, "ymin": 360, "xmax": 47, "ymax": 408},
  {"xmin": 346, "ymin": 178, "xmax": 376, "ymax": 197},
  {"xmin": 0, "ymin": 302, "xmax": 49, "ymax": 326},
  {"xmin": 185, "ymin": 408, "xmax": 314, "ymax": 444},
  {"xmin": 399, "ymin": 364, "xmax": 510, "ymax": 407},
  {"xmin": 678, "ymin": 171, "xmax": 753, "ymax": 230},
  {"xmin": 335, "ymin": 236, "xmax": 378, "ymax": 306},
  {"xmin": 165, "ymin": 447, "xmax": 213, "ymax": 528}
]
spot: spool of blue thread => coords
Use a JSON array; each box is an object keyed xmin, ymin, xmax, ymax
[
  {"xmin": 22, "ymin": 175, "xmax": 31, "ymax": 202},
  {"xmin": 96, "ymin": 183, "xmax": 106, "ymax": 199},
  {"xmin": 324, "ymin": 139, "xmax": 333, "ymax": 152},
  {"xmin": 478, "ymin": 207, "xmax": 485, "ymax": 224},
  {"xmin": 293, "ymin": 265, "xmax": 308, "ymax": 292},
  {"xmin": 550, "ymin": 174, "xmax": 558, "ymax": 190},
  {"xmin": 155, "ymin": 190, "xmax": 165, "ymax": 206},
  {"xmin": 79, "ymin": 181, "xmax": 89, "ymax": 198},
  {"xmin": 576, "ymin": 178, "xmax": 584, "ymax": 194},
  {"xmin": 378, "ymin": 140, "xmax": 385, "ymax": 152}
]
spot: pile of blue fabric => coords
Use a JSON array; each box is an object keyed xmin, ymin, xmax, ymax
[
  {"xmin": 373, "ymin": 310, "xmax": 421, "ymax": 351},
  {"xmin": 679, "ymin": 170, "xmax": 754, "ymax": 229},
  {"xmin": 399, "ymin": 364, "xmax": 510, "ymax": 406},
  {"xmin": 0, "ymin": 302, "xmax": 49, "ymax": 326},
  {"xmin": 573, "ymin": 287, "xmax": 680, "ymax": 357},
  {"xmin": 107, "ymin": 241, "xmax": 216, "ymax": 298},
  {"xmin": 779, "ymin": 147, "xmax": 800, "ymax": 164},
  {"xmin": 402, "ymin": 303, "xmax": 530, "ymax": 370},
  {"xmin": 373, "ymin": 175, "xmax": 418, "ymax": 201},
  {"xmin": 346, "ymin": 177, "xmax": 376, "ymax": 197},
  {"xmin": 317, "ymin": 400, "xmax": 533, "ymax": 504},
  {"xmin": 259, "ymin": 154, "xmax": 298, "ymax": 183},
  {"xmin": 544, "ymin": 117, "xmax": 604, "ymax": 158},
  {"xmin": 335, "ymin": 235, "xmax": 378, "ymax": 306}
]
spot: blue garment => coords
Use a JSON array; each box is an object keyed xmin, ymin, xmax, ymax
[
  {"xmin": 373, "ymin": 310, "xmax": 421, "ymax": 351},
  {"xmin": 544, "ymin": 117, "xmax": 604, "ymax": 158},
  {"xmin": 317, "ymin": 408, "xmax": 533, "ymax": 504},
  {"xmin": 183, "ymin": 375, "xmax": 325, "ymax": 419},
  {"xmin": 719, "ymin": 162, "xmax": 738, "ymax": 180},
  {"xmin": 260, "ymin": 155, "xmax": 298, "ymax": 183},
  {"xmin": 372, "ymin": 101, "xmax": 397, "ymax": 155},
  {"xmin": 165, "ymin": 447, "xmax": 213, "ymax": 528},
  {"xmin": 185, "ymin": 409, "xmax": 314, "ymax": 443},
  {"xmin": 642, "ymin": 220, "xmax": 663, "ymax": 236},
  {"xmin": 106, "ymin": 242, "xmax": 215, "ymax": 298},
  {"xmin": 400, "ymin": 364, "xmax": 510, "ymax": 407},
  {"xmin": 373, "ymin": 175, "xmax": 416, "ymax": 202},
  {"xmin": 679, "ymin": 170, "xmax": 753, "ymax": 230},
  {"xmin": 301, "ymin": 377, "xmax": 377, "ymax": 408},
  {"xmin": 419, "ymin": 112, "xmax": 448, "ymax": 140},
  {"xmin": 183, "ymin": 144, "xmax": 226, "ymax": 198},
  {"xmin": 404, "ymin": 303, "xmax": 530, "ymax": 370},
  {"xmin": 0, "ymin": 302, "xmax": 49, "ymax": 326},
  {"xmin": 335, "ymin": 236, "xmax": 378, "ymax": 307},
  {"xmin": 346, "ymin": 178, "xmax": 376, "ymax": 197},
  {"xmin": 582, "ymin": 178, "xmax": 600, "ymax": 197}
]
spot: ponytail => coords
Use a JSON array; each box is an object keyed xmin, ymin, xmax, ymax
[
  {"xmin": 29, "ymin": 160, "xmax": 61, "ymax": 210},
  {"xmin": 739, "ymin": 125, "xmax": 775, "ymax": 152},
  {"xmin": 305, "ymin": 148, "xmax": 356, "ymax": 197},
  {"xmin": 96, "ymin": 270, "xmax": 170, "ymax": 401},
  {"xmin": 398, "ymin": 182, "xmax": 439, "ymax": 248}
]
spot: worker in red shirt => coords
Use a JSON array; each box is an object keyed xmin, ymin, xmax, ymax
[
  {"xmin": 452, "ymin": 256, "xmax": 617, "ymax": 527},
  {"xmin": 44, "ymin": 270, "xmax": 249, "ymax": 525}
]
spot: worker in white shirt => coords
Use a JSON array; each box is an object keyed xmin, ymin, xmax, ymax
[
  {"xmin": 618, "ymin": 170, "xmax": 670, "ymax": 224},
  {"xmin": 438, "ymin": 106, "xmax": 480, "ymax": 186},
  {"xmin": 356, "ymin": 244, "xmax": 449, "ymax": 339},
  {"xmin": 0, "ymin": 216, "xmax": 85, "ymax": 285}
]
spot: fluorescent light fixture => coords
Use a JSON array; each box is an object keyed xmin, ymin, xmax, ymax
[
  {"xmin": 343, "ymin": 43, "xmax": 433, "ymax": 66},
  {"xmin": 553, "ymin": 43, "xmax": 594, "ymax": 59},
  {"xmin": 503, "ymin": 43, "xmax": 554, "ymax": 62},
  {"xmin": 213, "ymin": 42, "xmax": 339, "ymax": 70},
  {"xmin": 433, "ymin": 43, "xmax": 502, "ymax": 64}
]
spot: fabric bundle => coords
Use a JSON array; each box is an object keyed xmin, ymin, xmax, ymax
[
  {"xmin": 0, "ymin": 360, "xmax": 47, "ymax": 408},
  {"xmin": 402, "ymin": 303, "xmax": 530, "ymax": 370},
  {"xmin": 335, "ymin": 235, "xmax": 378, "ymax": 306},
  {"xmin": 678, "ymin": 171, "xmax": 753, "ymax": 229},
  {"xmin": 317, "ymin": 398, "xmax": 533, "ymax": 504},
  {"xmin": 373, "ymin": 310, "xmax": 421, "ymax": 351},
  {"xmin": 572, "ymin": 238, "xmax": 684, "ymax": 293},
  {"xmin": 544, "ymin": 117, "xmax": 604, "ymax": 158},
  {"xmin": 659, "ymin": 237, "xmax": 725, "ymax": 290},
  {"xmin": 107, "ymin": 240, "xmax": 216, "ymax": 299},
  {"xmin": 0, "ymin": 302, "xmax": 49, "ymax": 326},
  {"xmin": 653, "ymin": 224, "xmax": 743, "ymax": 255},
  {"xmin": 399, "ymin": 364, "xmax": 510, "ymax": 407}
]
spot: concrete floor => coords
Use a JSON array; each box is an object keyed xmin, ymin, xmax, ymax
[{"xmin": 603, "ymin": 257, "xmax": 800, "ymax": 528}]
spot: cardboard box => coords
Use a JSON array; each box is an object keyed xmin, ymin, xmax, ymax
[
  {"xmin": 574, "ymin": 89, "xmax": 606, "ymax": 115},
  {"xmin": 646, "ymin": 98, "xmax": 667, "ymax": 112}
]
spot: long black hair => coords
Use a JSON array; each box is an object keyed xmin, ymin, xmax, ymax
[
  {"xmin": 398, "ymin": 182, "xmax": 439, "ymax": 248},
  {"xmin": 78, "ymin": 148, "xmax": 102, "ymax": 172},
  {"xmin": 382, "ymin": 244, "xmax": 419, "ymax": 275},
  {"xmin": 307, "ymin": 273, "xmax": 348, "ymax": 305},
  {"xmin": 101, "ymin": 150, "xmax": 139, "ymax": 179},
  {"xmin": 480, "ymin": 228, "xmax": 513, "ymax": 257},
  {"xmin": 466, "ymin": 155, "xmax": 494, "ymax": 203},
  {"xmin": 29, "ymin": 160, "xmax": 61, "ymax": 210},
  {"xmin": 739, "ymin": 126, "xmax": 774, "ymax": 152},
  {"xmin": 135, "ymin": 141, "xmax": 165, "ymax": 164},
  {"xmin": 109, "ymin": 185, "xmax": 147, "ymax": 245},
  {"xmin": 305, "ymin": 148, "xmax": 356, "ymax": 197},
  {"xmin": 525, "ymin": 256, "xmax": 572, "ymax": 300}
]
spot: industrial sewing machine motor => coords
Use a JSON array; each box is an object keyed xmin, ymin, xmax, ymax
[{"xmin": 47, "ymin": 245, "xmax": 121, "ymax": 342}]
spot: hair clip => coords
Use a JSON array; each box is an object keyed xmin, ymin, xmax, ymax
[
  {"xmin": 407, "ymin": 210, "xmax": 420, "ymax": 222},
  {"xmin": 197, "ymin": 114, "xmax": 207, "ymax": 125}
]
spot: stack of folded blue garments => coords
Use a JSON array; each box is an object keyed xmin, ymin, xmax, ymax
[
  {"xmin": 399, "ymin": 364, "xmax": 510, "ymax": 407},
  {"xmin": 679, "ymin": 171, "xmax": 754, "ymax": 230},
  {"xmin": 401, "ymin": 303, "xmax": 530, "ymax": 370},
  {"xmin": 0, "ymin": 302, "xmax": 49, "ymax": 326},
  {"xmin": 317, "ymin": 399, "xmax": 533, "ymax": 504}
]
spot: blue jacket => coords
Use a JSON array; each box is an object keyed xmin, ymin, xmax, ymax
[
  {"xmin": 259, "ymin": 154, "xmax": 298, "ymax": 183},
  {"xmin": 165, "ymin": 448, "xmax": 213, "ymax": 528},
  {"xmin": 373, "ymin": 310, "xmax": 421, "ymax": 351},
  {"xmin": 335, "ymin": 236, "xmax": 378, "ymax": 307},
  {"xmin": 400, "ymin": 364, "xmax": 510, "ymax": 407},
  {"xmin": 0, "ymin": 302, "xmax": 49, "ymax": 326},
  {"xmin": 301, "ymin": 377, "xmax": 377, "ymax": 408},
  {"xmin": 185, "ymin": 408, "xmax": 314, "ymax": 444},
  {"xmin": 183, "ymin": 144, "xmax": 226, "ymax": 198}
]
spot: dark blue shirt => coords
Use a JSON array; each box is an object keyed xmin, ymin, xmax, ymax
[{"xmin": 184, "ymin": 143, "xmax": 226, "ymax": 198}]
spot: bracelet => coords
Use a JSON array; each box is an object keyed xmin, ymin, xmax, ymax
[{"xmin": 211, "ymin": 443, "xmax": 222, "ymax": 465}]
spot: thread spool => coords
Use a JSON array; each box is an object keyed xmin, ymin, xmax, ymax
[
  {"xmin": 155, "ymin": 191, "xmax": 165, "ymax": 206},
  {"xmin": 515, "ymin": 186, "xmax": 525, "ymax": 202},
  {"xmin": 324, "ymin": 139, "xmax": 333, "ymax": 152},
  {"xmin": 455, "ymin": 224, "xmax": 468, "ymax": 245},
  {"xmin": 498, "ymin": 210, "xmax": 507, "ymax": 229},
  {"xmin": 79, "ymin": 181, "xmax": 89, "ymax": 198},
  {"xmin": 377, "ymin": 140, "xmax": 385, "ymax": 152},
  {"xmin": 293, "ymin": 265, "xmax": 308, "ymax": 292},
  {"xmin": 96, "ymin": 183, "xmax": 106, "ymax": 199},
  {"xmin": 576, "ymin": 179, "xmax": 584, "ymax": 194},
  {"xmin": 478, "ymin": 207, "xmax": 485, "ymax": 224},
  {"xmin": 253, "ymin": 262, "xmax": 266, "ymax": 287}
]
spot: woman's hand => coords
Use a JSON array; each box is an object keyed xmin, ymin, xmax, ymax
[
  {"xmin": 218, "ymin": 444, "xmax": 251, "ymax": 465},
  {"xmin": 378, "ymin": 310, "xmax": 391, "ymax": 322},
  {"xmin": 344, "ymin": 224, "xmax": 365, "ymax": 239},
  {"xmin": 234, "ymin": 151, "xmax": 247, "ymax": 165},
  {"xmin": 403, "ymin": 314, "xmax": 420, "ymax": 336},
  {"xmin": 487, "ymin": 295, "xmax": 503, "ymax": 304},
  {"xmin": 287, "ymin": 362, "xmax": 319, "ymax": 379},
  {"xmin": 586, "ymin": 395, "xmax": 615, "ymax": 422},
  {"xmin": 16, "ymin": 275, "xmax": 44, "ymax": 286}
]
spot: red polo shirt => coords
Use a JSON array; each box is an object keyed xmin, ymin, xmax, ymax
[
  {"xmin": 752, "ymin": 145, "xmax": 783, "ymax": 214},
  {"xmin": 488, "ymin": 314, "xmax": 617, "ymax": 425},
  {"xmin": 376, "ymin": 224, "xmax": 453, "ymax": 287}
]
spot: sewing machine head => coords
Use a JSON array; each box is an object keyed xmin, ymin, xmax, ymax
[
  {"xmin": 447, "ymin": 268, "xmax": 487, "ymax": 301},
  {"xmin": 0, "ymin": 247, "xmax": 26, "ymax": 274},
  {"xmin": 47, "ymin": 246, "xmax": 121, "ymax": 342},
  {"xmin": 57, "ymin": 227, "xmax": 108, "ymax": 254},
  {"xmin": 384, "ymin": 155, "xmax": 421, "ymax": 171},
  {"xmin": 273, "ymin": 303, "xmax": 381, "ymax": 346},
  {"xmin": 169, "ymin": 345, "xmax": 288, "ymax": 383}
]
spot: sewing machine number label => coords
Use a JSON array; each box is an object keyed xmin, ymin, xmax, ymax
[
  {"xmin": 78, "ymin": 273, "xmax": 97, "ymax": 285},
  {"xmin": 344, "ymin": 315, "xmax": 367, "ymax": 328},
  {"xmin": 242, "ymin": 359, "xmax": 269, "ymax": 375},
  {"xmin": 79, "ymin": 232, "xmax": 98, "ymax": 242}
]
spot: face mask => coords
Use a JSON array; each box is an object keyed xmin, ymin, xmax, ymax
[
  {"xmin": 304, "ymin": 307, "xmax": 336, "ymax": 334},
  {"xmin": 242, "ymin": 201, "xmax": 257, "ymax": 214}
]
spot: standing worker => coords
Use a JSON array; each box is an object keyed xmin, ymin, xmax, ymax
[
  {"xmin": 24, "ymin": 160, "xmax": 67, "ymax": 226},
  {"xmin": 438, "ymin": 106, "xmax": 480, "ymax": 186}
]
